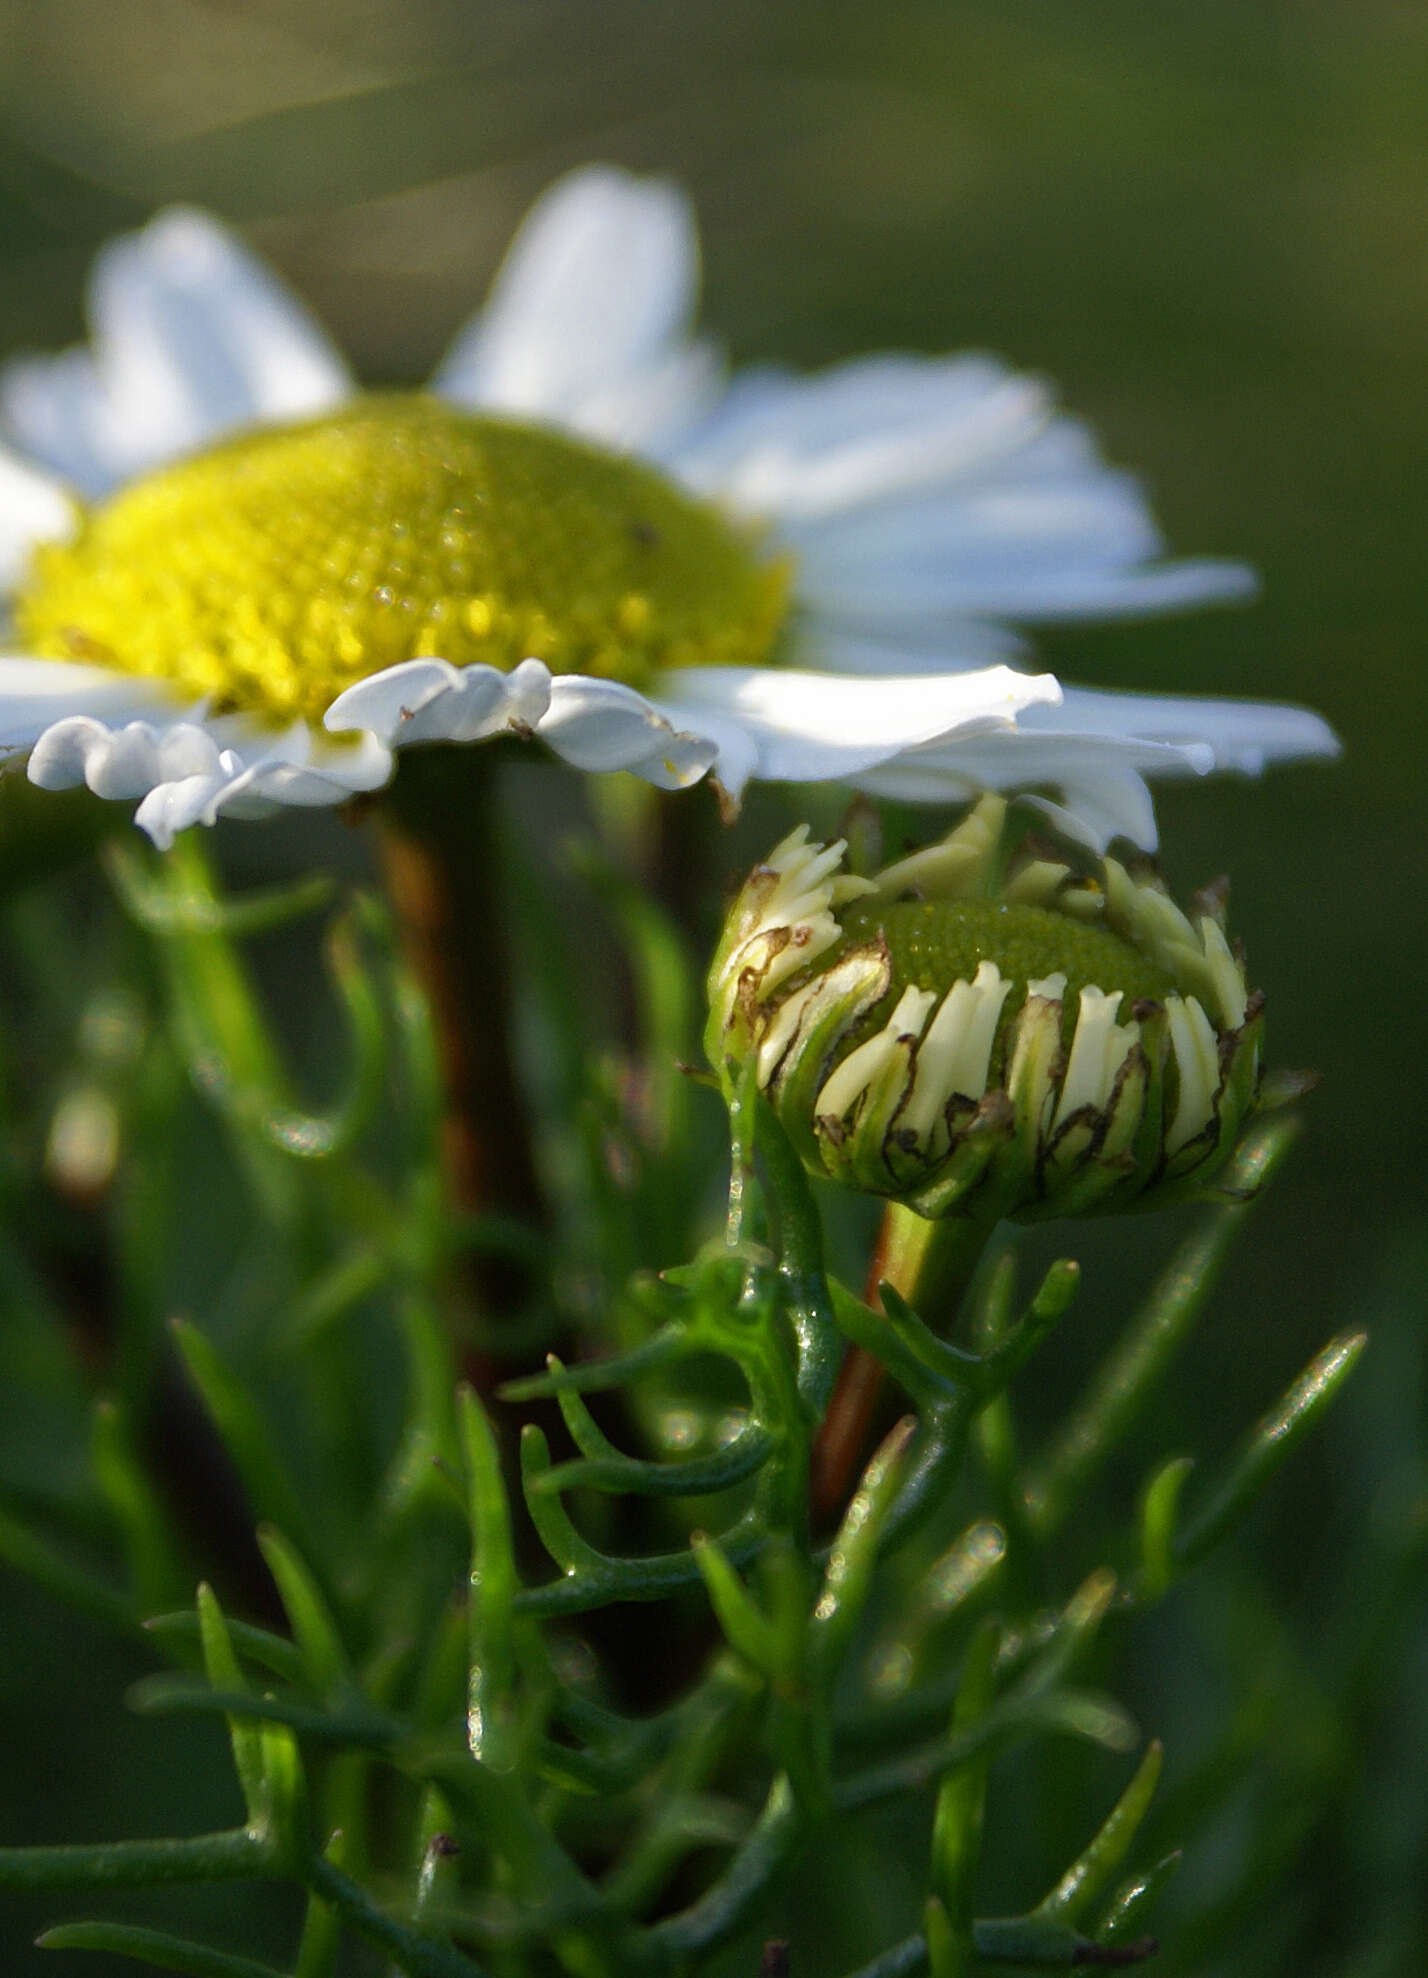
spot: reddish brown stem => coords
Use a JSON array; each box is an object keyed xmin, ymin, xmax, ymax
[
  {"xmin": 375, "ymin": 750, "xmax": 543, "ymax": 1319},
  {"xmin": 809, "ymin": 1221, "xmax": 898, "ymax": 1529}
]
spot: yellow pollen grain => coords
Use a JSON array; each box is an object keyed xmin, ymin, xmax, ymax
[{"xmin": 16, "ymin": 393, "xmax": 794, "ymax": 727}]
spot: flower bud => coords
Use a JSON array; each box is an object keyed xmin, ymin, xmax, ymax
[{"xmin": 706, "ymin": 797, "xmax": 1264, "ymax": 1222}]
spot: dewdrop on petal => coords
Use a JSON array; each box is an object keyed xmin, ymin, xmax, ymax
[{"xmin": 706, "ymin": 796, "xmax": 1266, "ymax": 1223}]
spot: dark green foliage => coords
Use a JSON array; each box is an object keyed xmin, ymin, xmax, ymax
[{"xmin": 0, "ymin": 836, "xmax": 1384, "ymax": 1977}]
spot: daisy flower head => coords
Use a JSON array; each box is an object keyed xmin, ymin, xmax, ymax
[
  {"xmin": 707, "ymin": 796, "xmax": 1266, "ymax": 1225},
  {"xmin": 0, "ymin": 167, "xmax": 1337, "ymax": 852}
]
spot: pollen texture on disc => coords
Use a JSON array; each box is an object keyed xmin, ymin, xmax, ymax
[{"xmin": 16, "ymin": 393, "xmax": 792, "ymax": 724}]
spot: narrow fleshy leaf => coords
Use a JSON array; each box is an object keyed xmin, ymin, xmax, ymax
[
  {"xmin": 1031, "ymin": 1742, "xmax": 1163, "ymax": 1926},
  {"xmin": 293, "ymin": 1830, "xmax": 345, "ymax": 1978},
  {"xmin": 930, "ymin": 1616, "xmax": 1000, "ymax": 1965},
  {"xmin": 107, "ymin": 841, "xmax": 335, "ymax": 939},
  {"xmin": 143, "ymin": 1612, "xmax": 305, "ymax": 1686},
  {"xmin": 257, "ymin": 1527, "xmax": 350, "ymax": 1698},
  {"xmin": 923, "ymin": 1894, "xmax": 961, "ymax": 1978},
  {"xmin": 37, "ymin": 1921, "xmax": 289, "ymax": 1978},
  {"xmin": 1024, "ymin": 1166, "xmax": 1287, "ymax": 1537},
  {"xmin": 1137, "ymin": 1456, "xmax": 1195, "ymax": 1599},
  {"xmin": 0, "ymin": 1503, "xmax": 137, "ymax": 1636},
  {"xmin": 1174, "ymin": 1332, "xmax": 1367, "ymax": 1570},
  {"xmin": 518, "ymin": 1423, "xmax": 610, "ymax": 1579},
  {"xmin": 0, "ymin": 1827, "xmax": 266, "ymax": 1890},
  {"xmin": 170, "ymin": 1320, "xmax": 313, "ymax": 1554},
  {"xmin": 828, "ymin": 1279, "xmax": 958, "ymax": 1407},
  {"xmin": 1097, "ymin": 1849, "xmax": 1181, "ymax": 1948},
  {"xmin": 91, "ymin": 1398, "xmax": 183, "ymax": 1616},
  {"xmin": 459, "ymin": 1387, "xmax": 519, "ymax": 1770},
  {"xmin": 498, "ymin": 1327, "xmax": 687, "ymax": 1402},
  {"xmin": 692, "ymin": 1532, "xmax": 777, "ymax": 1672},
  {"xmin": 810, "ymin": 1418, "xmax": 916, "ymax": 1675},
  {"xmin": 196, "ymin": 1583, "xmax": 266, "ymax": 1824}
]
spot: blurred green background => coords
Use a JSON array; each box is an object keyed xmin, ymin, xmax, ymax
[{"xmin": 0, "ymin": 2, "xmax": 1424, "ymax": 1974}]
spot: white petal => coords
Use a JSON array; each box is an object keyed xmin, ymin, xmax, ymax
[
  {"xmin": 797, "ymin": 625, "xmax": 1029, "ymax": 674},
  {"xmin": 806, "ymin": 558, "xmax": 1257, "ymax": 626},
  {"xmin": 0, "ymin": 208, "xmax": 351, "ymax": 495},
  {"xmin": 849, "ymin": 727, "xmax": 1194, "ymax": 852},
  {"xmin": 1040, "ymin": 686, "xmax": 1341, "ymax": 774},
  {"xmin": 0, "ymin": 447, "xmax": 76, "ymax": 587},
  {"xmin": 788, "ymin": 676, "xmax": 1337, "ymax": 849},
  {"xmin": 30, "ymin": 712, "xmax": 230, "ymax": 799},
  {"xmin": 196, "ymin": 725, "xmax": 394, "ymax": 816},
  {"xmin": 651, "ymin": 663, "xmax": 1062, "ymax": 800},
  {"xmin": 794, "ymin": 475, "xmax": 1164, "ymax": 575},
  {"xmin": 130, "ymin": 725, "xmax": 392, "ymax": 846},
  {"xmin": 0, "ymin": 656, "xmax": 171, "ymax": 749},
  {"xmin": 323, "ymin": 657, "xmax": 552, "ymax": 747},
  {"xmin": 790, "ymin": 484, "xmax": 1251, "ymax": 627},
  {"xmin": 671, "ymin": 352, "xmax": 1254, "ymax": 623},
  {"xmin": 434, "ymin": 167, "xmax": 708, "ymax": 447},
  {"xmin": 563, "ymin": 341, "xmax": 725, "ymax": 455},
  {"xmin": 670, "ymin": 355, "xmax": 1056, "ymax": 519},
  {"xmin": 538, "ymin": 675, "xmax": 717, "ymax": 788},
  {"xmin": 19, "ymin": 689, "xmax": 391, "ymax": 848}
]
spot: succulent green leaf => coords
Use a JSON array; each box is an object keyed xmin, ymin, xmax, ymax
[
  {"xmin": 293, "ymin": 1831, "xmax": 345, "ymax": 1978},
  {"xmin": 1174, "ymin": 1331, "xmax": 1368, "ymax": 1570},
  {"xmin": 923, "ymin": 1894, "xmax": 961, "ymax": 1978},
  {"xmin": 930, "ymin": 1617, "xmax": 1000, "ymax": 1963},
  {"xmin": 1031, "ymin": 1741, "xmax": 1163, "ymax": 1927},
  {"xmin": 197, "ymin": 1583, "xmax": 267, "ymax": 1825},
  {"xmin": 1096, "ymin": 1849, "xmax": 1181, "ymax": 1948},
  {"xmin": 0, "ymin": 1828, "xmax": 266, "ymax": 1891},
  {"xmin": 170, "ymin": 1320, "xmax": 314, "ymax": 1557},
  {"xmin": 692, "ymin": 1533, "xmax": 778, "ymax": 1672},
  {"xmin": 143, "ymin": 1612, "xmax": 305, "ymax": 1687},
  {"xmin": 1024, "ymin": 1172, "xmax": 1281, "ymax": 1539},
  {"xmin": 91, "ymin": 1397, "xmax": 183, "ymax": 1616},
  {"xmin": 36, "ymin": 1921, "xmax": 290, "ymax": 1978},
  {"xmin": 257, "ymin": 1527, "xmax": 350, "ymax": 1698},
  {"xmin": 459, "ymin": 1387, "xmax": 520, "ymax": 1772},
  {"xmin": 0, "ymin": 1502, "xmax": 137, "ymax": 1636},
  {"xmin": 810, "ymin": 1417, "xmax": 915, "ymax": 1676},
  {"xmin": 1137, "ymin": 1456, "xmax": 1196, "ymax": 1600}
]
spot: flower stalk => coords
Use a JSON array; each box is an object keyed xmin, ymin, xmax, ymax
[{"xmin": 375, "ymin": 748, "xmax": 543, "ymax": 1293}]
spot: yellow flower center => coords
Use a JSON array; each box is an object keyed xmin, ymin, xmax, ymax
[{"xmin": 16, "ymin": 394, "xmax": 794, "ymax": 725}]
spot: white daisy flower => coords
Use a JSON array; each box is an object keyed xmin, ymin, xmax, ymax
[{"xmin": 0, "ymin": 167, "xmax": 1336, "ymax": 852}]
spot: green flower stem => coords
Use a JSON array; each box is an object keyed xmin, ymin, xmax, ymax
[{"xmin": 375, "ymin": 749, "xmax": 543, "ymax": 1292}]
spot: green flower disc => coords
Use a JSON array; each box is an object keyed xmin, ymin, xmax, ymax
[
  {"xmin": 16, "ymin": 393, "xmax": 792, "ymax": 724},
  {"xmin": 837, "ymin": 897, "xmax": 1177, "ymax": 1042}
]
